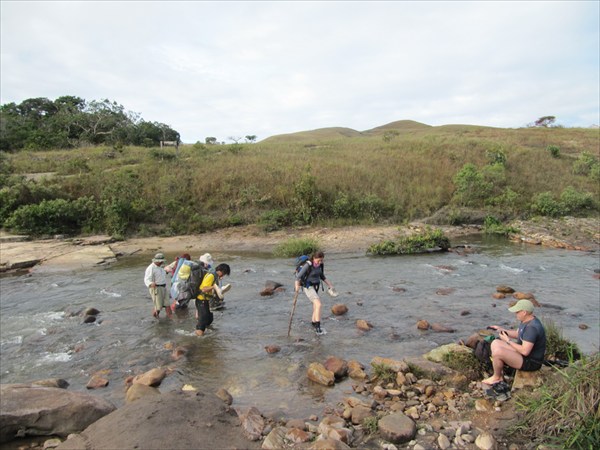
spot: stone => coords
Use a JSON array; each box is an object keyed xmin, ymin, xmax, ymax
[
  {"xmin": 83, "ymin": 315, "xmax": 96, "ymax": 324},
  {"xmin": 512, "ymin": 368, "xmax": 547, "ymax": 389},
  {"xmin": 350, "ymin": 405, "xmax": 373, "ymax": 425},
  {"xmin": 286, "ymin": 427, "xmax": 311, "ymax": 443},
  {"xmin": 171, "ymin": 346, "xmax": 188, "ymax": 360},
  {"xmin": 371, "ymin": 356, "xmax": 409, "ymax": 373},
  {"xmin": 378, "ymin": 412, "xmax": 417, "ymax": 444},
  {"xmin": 215, "ymin": 388, "xmax": 233, "ymax": 405},
  {"xmin": 331, "ymin": 304, "xmax": 349, "ymax": 315},
  {"xmin": 309, "ymin": 438, "xmax": 351, "ymax": 449},
  {"xmin": 324, "ymin": 356, "xmax": 348, "ymax": 379},
  {"xmin": 496, "ymin": 285, "xmax": 514, "ymax": 294},
  {"xmin": 307, "ymin": 363, "xmax": 335, "ymax": 386},
  {"xmin": 475, "ymin": 431, "xmax": 498, "ymax": 450},
  {"xmin": 430, "ymin": 323, "xmax": 455, "ymax": 333},
  {"xmin": 86, "ymin": 376, "xmax": 109, "ymax": 389},
  {"xmin": 238, "ymin": 406, "xmax": 265, "ymax": 441},
  {"xmin": 579, "ymin": 323, "xmax": 589, "ymax": 330},
  {"xmin": 356, "ymin": 319, "xmax": 373, "ymax": 331},
  {"xmin": 475, "ymin": 398, "xmax": 493, "ymax": 411},
  {"xmin": 0, "ymin": 384, "xmax": 115, "ymax": 443},
  {"xmin": 262, "ymin": 427, "xmax": 287, "ymax": 450},
  {"xmin": 31, "ymin": 379, "xmax": 70, "ymax": 389},
  {"xmin": 423, "ymin": 343, "xmax": 472, "ymax": 363},
  {"xmin": 512, "ymin": 292, "xmax": 541, "ymax": 307},
  {"xmin": 286, "ymin": 418, "xmax": 306, "ymax": 430},
  {"xmin": 125, "ymin": 383, "xmax": 161, "ymax": 403},
  {"xmin": 437, "ymin": 433, "xmax": 451, "ymax": 449},
  {"xmin": 83, "ymin": 307, "xmax": 100, "ymax": 316},
  {"xmin": 264, "ymin": 345, "xmax": 281, "ymax": 354},
  {"xmin": 416, "ymin": 319, "xmax": 430, "ymax": 330},
  {"xmin": 132, "ymin": 368, "xmax": 167, "ymax": 387},
  {"xmin": 43, "ymin": 437, "xmax": 62, "ymax": 449},
  {"xmin": 492, "ymin": 292, "xmax": 506, "ymax": 299}
]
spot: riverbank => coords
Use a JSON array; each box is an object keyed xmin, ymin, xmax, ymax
[{"xmin": 1, "ymin": 218, "xmax": 598, "ymax": 273}]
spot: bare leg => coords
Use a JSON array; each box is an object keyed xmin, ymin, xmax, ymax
[
  {"xmin": 312, "ymin": 297, "xmax": 322, "ymax": 323},
  {"xmin": 482, "ymin": 339, "xmax": 523, "ymax": 384}
]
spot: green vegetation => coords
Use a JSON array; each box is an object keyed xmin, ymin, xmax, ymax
[
  {"xmin": 543, "ymin": 318, "xmax": 582, "ymax": 361},
  {"xmin": 362, "ymin": 416, "xmax": 379, "ymax": 434},
  {"xmin": 442, "ymin": 350, "xmax": 486, "ymax": 381},
  {"xmin": 1, "ymin": 116, "xmax": 598, "ymax": 237},
  {"xmin": 273, "ymin": 237, "xmax": 321, "ymax": 258},
  {"xmin": 512, "ymin": 354, "xmax": 599, "ymax": 449},
  {"xmin": 368, "ymin": 228, "xmax": 450, "ymax": 255},
  {"xmin": 483, "ymin": 215, "xmax": 519, "ymax": 236},
  {"xmin": 371, "ymin": 363, "xmax": 396, "ymax": 384}
]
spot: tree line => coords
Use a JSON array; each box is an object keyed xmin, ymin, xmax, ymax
[{"xmin": 0, "ymin": 96, "xmax": 180, "ymax": 151}]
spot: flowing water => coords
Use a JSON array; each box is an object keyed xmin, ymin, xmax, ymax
[{"xmin": 1, "ymin": 235, "xmax": 598, "ymax": 417}]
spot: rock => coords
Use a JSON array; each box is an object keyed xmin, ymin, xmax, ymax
[
  {"xmin": 475, "ymin": 431, "xmax": 498, "ymax": 450},
  {"xmin": 286, "ymin": 418, "xmax": 306, "ymax": 430},
  {"xmin": 430, "ymin": 323, "xmax": 455, "ymax": 333},
  {"xmin": 56, "ymin": 391, "xmax": 252, "ymax": 450},
  {"xmin": 132, "ymin": 368, "xmax": 167, "ymax": 387},
  {"xmin": 0, "ymin": 383, "xmax": 115, "ymax": 444},
  {"xmin": 86, "ymin": 376, "xmax": 109, "ymax": 389},
  {"xmin": 324, "ymin": 356, "xmax": 348, "ymax": 379},
  {"xmin": 436, "ymin": 288, "xmax": 455, "ymax": 295},
  {"xmin": 356, "ymin": 319, "xmax": 373, "ymax": 331},
  {"xmin": 264, "ymin": 345, "xmax": 281, "ymax": 354},
  {"xmin": 331, "ymin": 304, "xmax": 348, "ymax": 316},
  {"xmin": 378, "ymin": 412, "xmax": 417, "ymax": 444},
  {"xmin": 31, "ymin": 379, "xmax": 69, "ymax": 389},
  {"xmin": 438, "ymin": 432, "xmax": 451, "ymax": 449},
  {"xmin": 262, "ymin": 427, "xmax": 287, "ymax": 450},
  {"xmin": 496, "ymin": 285, "xmax": 515, "ymax": 294},
  {"xmin": 579, "ymin": 323, "xmax": 589, "ymax": 330},
  {"xmin": 465, "ymin": 333, "xmax": 483, "ymax": 349},
  {"xmin": 307, "ymin": 363, "xmax": 335, "ymax": 386},
  {"xmin": 475, "ymin": 398, "xmax": 493, "ymax": 411},
  {"xmin": 43, "ymin": 437, "xmax": 62, "ymax": 449},
  {"xmin": 423, "ymin": 343, "xmax": 472, "ymax": 363},
  {"xmin": 83, "ymin": 307, "xmax": 100, "ymax": 316},
  {"xmin": 350, "ymin": 405, "xmax": 373, "ymax": 425},
  {"xmin": 238, "ymin": 406, "xmax": 265, "ymax": 441},
  {"xmin": 512, "ymin": 292, "xmax": 541, "ymax": 307},
  {"xmin": 125, "ymin": 384, "xmax": 161, "ymax": 403},
  {"xmin": 83, "ymin": 315, "xmax": 96, "ymax": 324},
  {"xmin": 460, "ymin": 310, "xmax": 470, "ymax": 316},
  {"xmin": 392, "ymin": 286, "xmax": 406, "ymax": 293},
  {"xmin": 371, "ymin": 356, "xmax": 409, "ymax": 373},
  {"xmin": 492, "ymin": 292, "xmax": 506, "ymax": 299},
  {"xmin": 286, "ymin": 427, "xmax": 311, "ymax": 443},
  {"xmin": 309, "ymin": 438, "xmax": 351, "ymax": 449},
  {"xmin": 348, "ymin": 360, "xmax": 367, "ymax": 380},
  {"xmin": 215, "ymin": 388, "xmax": 233, "ymax": 405},
  {"xmin": 260, "ymin": 280, "xmax": 283, "ymax": 296},
  {"xmin": 171, "ymin": 346, "xmax": 188, "ymax": 360},
  {"xmin": 416, "ymin": 319, "xmax": 430, "ymax": 330},
  {"xmin": 512, "ymin": 368, "xmax": 549, "ymax": 389}
]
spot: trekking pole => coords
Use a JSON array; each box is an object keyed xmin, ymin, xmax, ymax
[{"xmin": 287, "ymin": 290, "xmax": 300, "ymax": 337}]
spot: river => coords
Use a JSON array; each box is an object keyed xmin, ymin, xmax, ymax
[{"xmin": 1, "ymin": 235, "xmax": 598, "ymax": 418}]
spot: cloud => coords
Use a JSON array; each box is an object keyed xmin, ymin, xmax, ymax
[{"xmin": 1, "ymin": 1, "xmax": 598, "ymax": 142}]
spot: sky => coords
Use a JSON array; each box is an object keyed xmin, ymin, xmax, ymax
[{"xmin": 1, "ymin": 1, "xmax": 599, "ymax": 143}]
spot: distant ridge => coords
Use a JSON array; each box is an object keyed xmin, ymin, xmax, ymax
[
  {"xmin": 262, "ymin": 127, "xmax": 362, "ymax": 143},
  {"xmin": 363, "ymin": 120, "xmax": 432, "ymax": 134}
]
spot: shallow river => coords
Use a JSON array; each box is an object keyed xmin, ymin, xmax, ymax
[{"xmin": 1, "ymin": 235, "xmax": 598, "ymax": 417}]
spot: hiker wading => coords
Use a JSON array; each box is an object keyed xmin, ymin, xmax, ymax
[
  {"xmin": 483, "ymin": 299, "xmax": 546, "ymax": 385},
  {"xmin": 144, "ymin": 253, "xmax": 172, "ymax": 319},
  {"xmin": 295, "ymin": 251, "xmax": 337, "ymax": 335},
  {"xmin": 195, "ymin": 263, "xmax": 231, "ymax": 336}
]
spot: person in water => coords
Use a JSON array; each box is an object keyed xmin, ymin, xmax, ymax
[
  {"xmin": 295, "ymin": 251, "xmax": 336, "ymax": 335},
  {"xmin": 483, "ymin": 299, "xmax": 546, "ymax": 385},
  {"xmin": 195, "ymin": 263, "xmax": 231, "ymax": 336},
  {"xmin": 143, "ymin": 252, "xmax": 172, "ymax": 319}
]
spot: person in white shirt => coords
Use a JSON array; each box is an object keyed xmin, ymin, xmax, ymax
[{"xmin": 144, "ymin": 252, "xmax": 172, "ymax": 319}]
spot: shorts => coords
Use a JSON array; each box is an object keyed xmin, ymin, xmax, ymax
[
  {"xmin": 302, "ymin": 286, "xmax": 321, "ymax": 303},
  {"xmin": 520, "ymin": 356, "xmax": 542, "ymax": 372}
]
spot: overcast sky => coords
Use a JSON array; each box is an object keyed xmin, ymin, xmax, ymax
[{"xmin": 1, "ymin": 1, "xmax": 598, "ymax": 143}]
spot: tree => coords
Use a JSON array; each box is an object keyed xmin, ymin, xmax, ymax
[
  {"xmin": 205, "ymin": 137, "xmax": 218, "ymax": 145},
  {"xmin": 245, "ymin": 135, "xmax": 257, "ymax": 143},
  {"xmin": 534, "ymin": 116, "xmax": 556, "ymax": 128},
  {"xmin": 228, "ymin": 136, "xmax": 242, "ymax": 144}
]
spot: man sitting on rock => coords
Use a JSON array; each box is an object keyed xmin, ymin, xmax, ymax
[{"xmin": 483, "ymin": 299, "xmax": 546, "ymax": 385}]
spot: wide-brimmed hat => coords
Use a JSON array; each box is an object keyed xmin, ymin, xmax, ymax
[
  {"xmin": 508, "ymin": 299, "xmax": 534, "ymax": 313},
  {"xmin": 152, "ymin": 252, "xmax": 166, "ymax": 263},
  {"xmin": 199, "ymin": 253, "xmax": 214, "ymax": 266}
]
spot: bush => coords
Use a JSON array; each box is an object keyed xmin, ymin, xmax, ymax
[
  {"xmin": 273, "ymin": 237, "xmax": 321, "ymax": 258},
  {"xmin": 543, "ymin": 318, "xmax": 581, "ymax": 361},
  {"xmin": 483, "ymin": 215, "xmax": 519, "ymax": 236},
  {"xmin": 546, "ymin": 145, "xmax": 560, "ymax": 158},
  {"xmin": 4, "ymin": 196, "xmax": 100, "ymax": 235},
  {"xmin": 530, "ymin": 192, "xmax": 565, "ymax": 217},
  {"xmin": 559, "ymin": 186, "xmax": 596, "ymax": 216},
  {"xmin": 452, "ymin": 163, "xmax": 493, "ymax": 207},
  {"xmin": 368, "ymin": 228, "xmax": 450, "ymax": 255},
  {"xmin": 442, "ymin": 350, "xmax": 485, "ymax": 381},
  {"xmin": 259, "ymin": 209, "xmax": 291, "ymax": 232},
  {"xmin": 572, "ymin": 152, "xmax": 598, "ymax": 176}
]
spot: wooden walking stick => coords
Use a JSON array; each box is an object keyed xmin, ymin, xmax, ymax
[{"xmin": 287, "ymin": 290, "xmax": 300, "ymax": 337}]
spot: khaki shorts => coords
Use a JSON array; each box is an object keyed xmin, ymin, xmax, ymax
[
  {"xmin": 302, "ymin": 286, "xmax": 321, "ymax": 303},
  {"xmin": 149, "ymin": 286, "xmax": 168, "ymax": 310}
]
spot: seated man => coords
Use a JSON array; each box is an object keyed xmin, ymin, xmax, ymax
[{"xmin": 483, "ymin": 299, "xmax": 546, "ymax": 385}]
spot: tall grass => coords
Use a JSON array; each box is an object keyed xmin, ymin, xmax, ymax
[{"xmin": 2, "ymin": 124, "xmax": 599, "ymax": 236}]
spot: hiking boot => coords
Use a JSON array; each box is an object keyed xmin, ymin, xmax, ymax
[{"xmin": 312, "ymin": 321, "xmax": 326, "ymax": 335}]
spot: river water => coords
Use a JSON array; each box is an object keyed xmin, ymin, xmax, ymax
[{"xmin": 1, "ymin": 235, "xmax": 598, "ymax": 417}]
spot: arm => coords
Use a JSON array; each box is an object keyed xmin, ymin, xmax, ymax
[
  {"xmin": 144, "ymin": 265, "xmax": 155, "ymax": 288},
  {"xmin": 498, "ymin": 330, "xmax": 534, "ymax": 356},
  {"xmin": 200, "ymin": 273, "xmax": 216, "ymax": 294},
  {"xmin": 295, "ymin": 264, "xmax": 310, "ymax": 292},
  {"xmin": 488, "ymin": 325, "xmax": 518, "ymax": 339}
]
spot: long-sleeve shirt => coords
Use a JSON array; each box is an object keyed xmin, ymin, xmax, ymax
[{"xmin": 144, "ymin": 263, "xmax": 167, "ymax": 287}]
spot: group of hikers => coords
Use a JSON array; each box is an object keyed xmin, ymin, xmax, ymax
[
  {"xmin": 144, "ymin": 250, "xmax": 548, "ymax": 388},
  {"xmin": 143, "ymin": 252, "xmax": 231, "ymax": 336}
]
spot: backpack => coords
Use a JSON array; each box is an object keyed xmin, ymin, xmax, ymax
[
  {"xmin": 175, "ymin": 262, "xmax": 207, "ymax": 306},
  {"xmin": 474, "ymin": 337, "xmax": 493, "ymax": 372},
  {"xmin": 295, "ymin": 255, "xmax": 324, "ymax": 290}
]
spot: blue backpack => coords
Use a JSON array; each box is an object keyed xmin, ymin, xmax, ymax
[{"xmin": 295, "ymin": 255, "xmax": 324, "ymax": 289}]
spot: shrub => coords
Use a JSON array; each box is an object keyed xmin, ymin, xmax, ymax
[
  {"xmin": 546, "ymin": 145, "xmax": 560, "ymax": 158},
  {"xmin": 572, "ymin": 152, "xmax": 598, "ymax": 176},
  {"xmin": 362, "ymin": 415, "xmax": 379, "ymax": 435},
  {"xmin": 543, "ymin": 318, "xmax": 581, "ymax": 361},
  {"xmin": 367, "ymin": 228, "xmax": 450, "ymax": 255},
  {"xmin": 149, "ymin": 148, "xmax": 177, "ymax": 161},
  {"xmin": 371, "ymin": 363, "xmax": 396, "ymax": 385},
  {"xmin": 452, "ymin": 163, "xmax": 493, "ymax": 207},
  {"xmin": 4, "ymin": 196, "xmax": 100, "ymax": 235},
  {"xmin": 291, "ymin": 168, "xmax": 323, "ymax": 225},
  {"xmin": 530, "ymin": 192, "xmax": 565, "ymax": 217},
  {"xmin": 442, "ymin": 350, "xmax": 485, "ymax": 381},
  {"xmin": 273, "ymin": 237, "xmax": 321, "ymax": 258},
  {"xmin": 559, "ymin": 186, "xmax": 596, "ymax": 215},
  {"xmin": 259, "ymin": 209, "xmax": 292, "ymax": 231},
  {"xmin": 483, "ymin": 215, "xmax": 519, "ymax": 235}
]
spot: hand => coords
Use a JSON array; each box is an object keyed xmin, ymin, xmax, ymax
[{"xmin": 500, "ymin": 330, "xmax": 509, "ymax": 342}]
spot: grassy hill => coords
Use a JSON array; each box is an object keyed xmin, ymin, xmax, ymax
[{"xmin": 1, "ymin": 121, "xmax": 598, "ymax": 238}]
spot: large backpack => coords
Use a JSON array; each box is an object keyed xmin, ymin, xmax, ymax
[
  {"xmin": 176, "ymin": 262, "xmax": 206, "ymax": 306},
  {"xmin": 295, "ymin": 255, "xmax": 324, "ymax": 290},
  {"xmin": 474, "ymin": 337, "xmax": 494, "ymax": 372}
]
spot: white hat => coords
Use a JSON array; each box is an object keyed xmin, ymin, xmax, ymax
[
  {"xmin": 152, "ymin": 252, "xmax": 166, "ymax": 263},
  {"xmin": 199, "ymin": 253, "xmax": 214, "ymax": 266}
]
